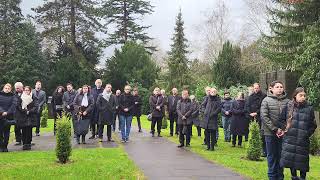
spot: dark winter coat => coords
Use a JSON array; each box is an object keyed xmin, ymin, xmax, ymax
[
  {"xmin": 191, "ymin": 100, "xmax": 200, "ymax": 126},
  {"xmin": 0, "ymin": 91, "xmax": 16, "ymax": 121},
  {"xmin": 280, "ymin": 101, "xmax": 317, "ymax": 172},
  {"xmin": 245, "ymin": 91, "xmax": 266, "ymax": 122},
  {"xmin": 96, "ymin": 94, "xmax": 116, "ymax": 125},
  {"xmin": 119, "ymin": 93, "xmax": 135, "ymax": 117},
  {"xmin": 230, "ymin": 99, "xmax": 248, "ymax": 135},
  {"xmin": 32, "ymin": 89, "xmax": 46, "ymax": 112},
  {"xmin": 91, "ymin": 87, "xmax": 104, "ymax": 122},
  {"xmin": 168, "ymin": 95, "xmax": 181, "ymax": 114},
  {"xmin": 62, "ymin": 90, "xmax": 77, "ymax": 112},
  {"xmin": 200, "ymin": 95, "xmax": 221, "ymax": 130},
  {"xmin": 132, "ymin": 95, "xmax": 142, "ymax": 117},
  {"xmin": 176, "ymin": 98, "xmax": 193, "ymax": 125},
  {"xmin": 114, "ymin": 95, "xmax": 121, "ymax": 114},
  {"xmin": 52, "ymin": 92, "xmax": 64, "ymax": 112},
  {"xmin": 149, "ymin": 95, "xmax": 164, "ymax": 118},
  {"xmin": 72, "ymin": 93, "xmax": 94, "ymax": 119},
  {"xmin": 15, "ymin": 96, "xmax": 39, "ymax": 127},
  {"xmin": 260, "ymin": 92, "xmax": 289, "ymax": 136},
  {"xmin": 221, "ymin": 97, "xmax": 233, "ymax": 117}
]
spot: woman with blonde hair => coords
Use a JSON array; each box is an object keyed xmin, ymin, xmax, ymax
[{"xmin": 149, "ymin": 87, "xmax": 164, "ymax": 137}]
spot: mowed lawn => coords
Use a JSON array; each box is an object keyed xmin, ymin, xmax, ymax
[
  {"xmin": 2, "ymin": 120, "xmax": 145, "ymax": 180},
  {"xmin": 134, "ymin": 116, "xmax": 320, "ymax": 180}
]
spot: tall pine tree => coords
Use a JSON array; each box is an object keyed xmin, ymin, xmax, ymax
[
  {"xmin": 167, "ymin": 10, "xmax": 190, "ymax": 89},
  {"xmin": 103, "ymin": 0, "xmax": 154, "ymax": 50},
  {"xmin": 261, "ymin": 0, "xmax": 320, "ymax": 69}
]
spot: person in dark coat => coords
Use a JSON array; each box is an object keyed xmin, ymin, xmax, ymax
[
  {"xmin": 119, "ymin": 85, "xmax": 135, "ymax": 142},
  {"xmin": 279, "ymin": 88, "xmax": 317, "ymax": 180},
  {"xmin": 201, "ymin": 88, "xmax": 221, "ymax": 151},
  {"xmin": 176, "ymin": 90, "xmax": 193, "ymax": 147},
  {"xmin": 96, "ymin": 84, "xmax": 116, "ymax": 142},
  {"xmin": 13, "ymin": 82, "xmax": 24, "ymax": 145},
  {"xmin": 0, "ymin": 84, "xmax": 16, "ymax": 152},
  {"xmin": 260, "ymin": 80, "xmax": 289, "ymax": 180},
  {"xmin": 62, "ymin": 83, "xmax": 77, "ymax": 136},
  {"xmin": 113, "ymin": 90, "xmax": 121, "ymax": 132},
  {"xmin": 149, "ymin": 87, "xmax": 164, "ymax": 137},
  {"xmin": 190, "ymin": 95, "xmax": 201, "ymax": 137},
  {"xmin": 132, "ymin": 88, "xmax": 142, "ymax": 132},
  {"xmin": 245, "ymin": 83, "xmax": 267, "ymax": 155},
  {"xmin": 72, "ymin": 85, "xmax": 94, "ymax": 144},
  {"xmin": 201, "ymin": 86, "xmax": 211, "ymax": 145},
  {"xmin": 32, "ymin": 80, "xmax": 46, "ymax": 136},
  {"xmin": 52, "ymin": 86, "xmax": 65, "ymax": 135},
  {"xmin": 89, "ymin": 79, "xmax": 104, "ymax": 139},
  {"xmin": 230, "ymin": 92, "xmax": 247, "ymax": 147},
  {"xmin": 15, "ymin": 86, "xmax": 39, "ymax": 150},
  {"xmin": 221, "ymin": 91, "xmax": 233, "ymax": 142},
  {"xmin": 167, "ymin": 88, "xmax": 181, "ymax": 136}
]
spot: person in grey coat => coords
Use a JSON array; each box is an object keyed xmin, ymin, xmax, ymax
[
  {"xmin": 96, "ymin": 84, "xmax": 116, "ymax": 142},
  {"xmin": 72, "ymin": 85, "xmax": 94, "ymax": 144},
  {"xmin": 260, "ymin": 80, "xmax": 290, "ymax": 180},
  {"xmin": 201, "ymin": 88, "xmax": 221, "ymax": 151},
  {"xmin": 221, "ymin": 91, "xmax": 233, "ymax": 142},
  {"xmin": 190, "ymin": 95, "xmax": 201, "ymax": 137},
  {"xmin": 176, "ymin": 90, "xmax": 193, "ymax": 148},
  {"xmin": 62, "ymin": 83, "xmax": 77, "ymax": 137},
  {"xmin": 32, "ymin": 80, "xmax": 46, "ymax": 136}
]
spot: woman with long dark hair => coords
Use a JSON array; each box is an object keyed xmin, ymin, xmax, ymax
[
  {"xmin": 72, "ymin": 85, "xmax": 94, "ymax": 144},
  {"xmin": 52, "ymin": 86, "xmax": 65, "ymax": 135},
  {"xmin": 0, "ymin": 84, "xmax": 16, "ymax": 152},
  {"xmin": 280, "ymin": 87, "xmax": 317, "ymax": 180},
  {"xmin": 230, "ymin": 92, "xmax": 247, "ymax": 147}
]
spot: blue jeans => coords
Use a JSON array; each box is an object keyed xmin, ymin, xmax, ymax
[
  {"xmin": 119, "ymin": 115, "xmax": 133, "ymax": 141},
  {"xmin": 222, "ymin": 116, "xmax": 231, "ymax": 141},
  {"xmin": 265, "ymin": 136, "xmax": 283, "ymax": 180}
]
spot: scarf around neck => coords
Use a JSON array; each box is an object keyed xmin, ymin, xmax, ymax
[
  {"xmin": 102, "ymin": 90, "xmax": 112, "ymax": 101},
  {"xmin": 21, "ymin": 92, "xmax": 33, "ymax": 110},
  {"xmin": 81, "ymin": 93, "xmax": 89, "ymax": 107}
]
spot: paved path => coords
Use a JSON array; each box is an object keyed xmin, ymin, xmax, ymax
[
  {"xmin": 121, "ymin": 127, "xmax": 246, "ymax": 180},
  {"xmin": 8, "ymin": 132, "xmax": 118, "ymax": 152}
]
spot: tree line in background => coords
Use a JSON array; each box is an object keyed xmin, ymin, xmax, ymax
[{"xmin": 0, "ymin": 0, "xmax": 320, "ymax": 109}]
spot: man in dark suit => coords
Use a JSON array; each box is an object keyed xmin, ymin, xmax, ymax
[
  {"xmin": 32, "ymin": 80, "xmax": 46, "ymax": 136},
  {"xmin": 167, "ymin": 88, "xmax": 181, "ymax": 136},
  {"xmin": 13, "ymin": 82, "xmax": 23, "ymax": 145},
  {"xmin": 90, "ymin": 79, "xmax": 104, "ymax": 139}
]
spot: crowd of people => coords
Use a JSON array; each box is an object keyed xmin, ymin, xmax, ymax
[{"xmin": 0, "ymin": 79, "xmax": 317, "ymax": 180}]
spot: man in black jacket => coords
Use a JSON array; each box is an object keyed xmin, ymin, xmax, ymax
[
  {"xmin": 89, "ymin": 79, "xmax": 104, "ymax": 139},
  {"xmin": 245, "ymin": 83, "xmax": 267, "ymax": 156},
  {"xmin": 167, "ymin": 88, "xmax": 181, "ymax": 136},
  {"xmin": 13, "ymin": 82, "xmax": 23, "ymax": 145}
]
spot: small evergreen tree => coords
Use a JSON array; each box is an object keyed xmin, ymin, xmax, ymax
[
  {"xmin": 309, "ymin": 132, "xmax": 319, "ymax": 155},
  {"xmin": 40, "ymin": 106, "xmax": 48, "ymax": 128},
  {"xmin": 247, "ymin": 121, "xmax": 262, "ymax": 161},
  {"xmin": 56, "ymin": 114, "xmax": 72, "ymax": 164}
]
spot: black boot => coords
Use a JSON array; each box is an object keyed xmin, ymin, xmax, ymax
[
  {"xmin": 158, "ymin": 133, "xmax": 162, "ymax": 137},
  {"xmin": 82, "ymin": 135, "xmax": 86, "ymax": 144},
  {"xmin": 177, "ymin": 144, "xmax": 184, "ymax": 148}
]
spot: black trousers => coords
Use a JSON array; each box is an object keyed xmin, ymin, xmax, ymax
[
  {"xmin": 169, "ymin": 112, "xmax": 178, "ymax": 135},
  {"xmin": 178, "ymin": 124, "xmax": 191, "ymax": 145},
  {"xmin": 35, "ymin": 112, "xmax": 41, "ymax": 134},
  {"xmin": 151, "ymin": 116, "xmax": 162, "ymax": 134},
  {"xmin": 98, "ymin": 124, "xmax": 112, "ymax": 139},
  {"xmin": 14, "ymin": 124, "xmax": 22, "ymax": 143},
  {"xmin": 22, "ymin": 126, "xmax": 32, "ymax": 145},
  {"xmin": 290, "ymin": 168, "xmax": 306, "ymax": 179},
  {"xmin": 112, "ymin": 113, "xmax": 120, "ymax": 131},
  {"xmin": 0, "ymin": 122, "xmax": 10, "ymax": 149},
  {"xmin": 205, "ymin": 129, "xmax": 216, "ymax": 149},
  {"xmin": 232, "ymin": 134, "xmax": 243, "ymax": 146},
  {"xmin": 196, "ymin": 126, "xmax": 201, "ymax": 136},
  {"xmin": 136, "ymin": 116, "xmax": 141, "ymax": 130},
  {"xmin": 90, "ymin": 121, "xmax": 99, "ymax": 137}
]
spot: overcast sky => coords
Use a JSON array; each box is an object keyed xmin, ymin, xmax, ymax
[{"xmin": 21, "ymin": 0, "xmax": 253, "ymax": 61}]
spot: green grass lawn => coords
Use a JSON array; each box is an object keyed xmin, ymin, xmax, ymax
[
  {"xmin": 0, "ymin": 148, "xmax": 144, "ymax": 180},
  {"xmin": 134, "ymin": 116, "xmax": 320, "ymax": 180}
]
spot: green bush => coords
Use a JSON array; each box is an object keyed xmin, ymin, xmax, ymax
[
  {"xmin": 310, "ymin": 132, "xmax": 320, "ymax": 155},
  {"xmin": 40, "ymin": 106, "xmax": 48, "ymax": 128},
  {"xmin": 247, "ymin": 121, "xmax": 262, "ymax": 161},
  {"xmin": 55, "ymin": 114, "xmax": 72, "ymax": 164}
]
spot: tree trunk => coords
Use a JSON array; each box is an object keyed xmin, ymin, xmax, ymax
[
  {"xmin": 70, "ymin": 0, "xmax": 76, "ymax": 46},
  {"xmin": 123, "ymin": 0, "xmax": 128, "ymax": 42}
]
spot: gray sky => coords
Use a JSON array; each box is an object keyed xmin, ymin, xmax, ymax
[{"xmin": 21, "ymin": 0, "xmax": 252, "ymax": 61}]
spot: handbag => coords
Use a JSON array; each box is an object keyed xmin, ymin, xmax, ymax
[
  {"xmin": 55, "ymin": 105, "xmax": 63, "ymax": 111},
  {"xmin": 147, "ymin": 97, "xmax": 160, "ymax": 121}
]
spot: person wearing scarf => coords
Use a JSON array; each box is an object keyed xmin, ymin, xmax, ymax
[
  {"xmin": 16, "ymin": 86, "xmax": 39, "ymax": 151},
  {"xmin": 0, "ymin": 84, "xmax": 16, "ymax": 152},
  {"xmin": 72, "ymin": 85, "xmax": 94, "ymax": 144},
  {"xmin": 96, "ymin": 84, "xmax": 116, "ymax": 142}
]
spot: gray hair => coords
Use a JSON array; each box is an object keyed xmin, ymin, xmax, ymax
[{"xmin": 14, "ymin": 82, "xmax": 23, "ymax": 88}]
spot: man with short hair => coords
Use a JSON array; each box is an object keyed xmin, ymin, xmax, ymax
[
  {"xmin": 62, "ymin": 83, "xmax": 77, "ymax": 136},
  {"xmin": 32, "ymin": 80, "xmax": 46, "ymax": 136},
  {"xmin": 13, "ymin": 82, "xmax": 23, "ymax": 145},
  {"xmin": 167, "ymin": 88, "xmax": 181, "ymax": 136},
  {"xmin": 113, "ymin": 89, "xmax": 121, "ymax": 132},
  {"xmin": 90, "ymin": 79, "xmax": 104, "ymax": 139}
]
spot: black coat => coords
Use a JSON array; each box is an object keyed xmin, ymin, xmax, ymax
[
  {"xmin": 280, "ymin": 101, "xmax": 317, "ymax": 172},
  {"xmin": 72, "ymin": 93, "xmax": 94, "ymax": 119},
  {"xmin": 119, "ymin": 93, "xmax": 135, "ymax": 116},
  {"xmin": 230, "ymin": 100, "xmax": 248, "ymax": 135},
  {"xmin": 132, "ymin": 95, "xmax": 142, "ymax": 117},
  {"xmin": 52, "ymin": 92, "xmax": 64, "ymax": 112},
  {"xmin": 0, "ymin": 91, "xmax": 16, "ymax": 121},
  {"xmin": 221, "ymin": 98, "xmax": 233, "ymax": 117},
  {"xmin": 149, "ymin": 95, "xmax": 164, "ymax": 118},
  {"xmin": 96, "ymin": 94, "xmax": 116, "ymax": 125},
  {"xmin": 200, "ymin": 95, "xmax": 221, "ymax": 130},
  {"xmin": 62, "ymin": 90, "xmax": 77, "ymax": 112},
  {"xmin": 191, "ymin": 100, "xmax": 200, "ymax": 126},
  {"xmin": 91, "ymin": 87, "xmax": 104, "ymax": 122},
  {"xmin": 245, "ymin": 91, "xmax": 266, "ymax": 122},
  {"xmin": 176, "ymin": 98, "xmax": 193, "ymax": 125},
  {"xmin": 15, "ymin": 96, "xmax": 39, "ymax": 127},
  {"xmin": 167, "ymin": 95, "xmax": 181, "ymax": 114}
]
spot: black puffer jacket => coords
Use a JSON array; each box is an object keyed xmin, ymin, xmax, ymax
[
  {"xmin": 200, "ymin": 95, "xmax": 221, "ymax": 130},
  {"xmin": 280, "ymin": 101, "xmax": 317, "ymax": 172},
  {"xmin": 0, "ymin": 91, "xmax": 16, "ymax": 121}
]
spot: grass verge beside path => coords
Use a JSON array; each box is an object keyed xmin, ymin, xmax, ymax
[{"xmin": 133, "ymin": 116, "xmax": 320, "ymax": 180}]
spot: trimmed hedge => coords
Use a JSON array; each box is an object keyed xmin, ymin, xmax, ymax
[
  {"xmin": 55, "ymin": 114, "xmax": 72, "ymax": 164},
  {"xmin": 247, "ymin": 121, "xmax": 262, "ymax": 161}
]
